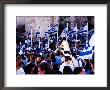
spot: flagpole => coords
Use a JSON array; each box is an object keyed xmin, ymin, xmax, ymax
[
  {"xmin": 75, "ymin": 23, "xmax": 77, "ymax": 55},
  {"xmin": 87, "ymin": 22, "xmax": 88, "ymax": 45},
  {"xmin": 31, "ymin": 28, "xmax": 32, "ymax": 47},
  {"xmin": 48, "ymin": 36, "xmax": 50, "ymax": 48},
  {"xmin": 38, "ymin": 36, "xmax": 40, "ymax": 48},
  {"xmin": 56, "ymin": 24, "xmax": 59, "ymax": 48},
  {"xmin": 66, "ymin": 22, "xmax": 68, "ymax": 41}
]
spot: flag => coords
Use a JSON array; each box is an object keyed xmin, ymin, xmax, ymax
[
  {"xmin": 73, "ymin": 25, "xmax": 78, "ymax": 32},
  {"xmin": 36, "ymin": 32, "xmax": 40, "ymax": 37},
  {"xmin": 78, "ymin": 34, "xmax": 94, "ymax": 60},
  {"xmin": 48, "ymin": 24, "xmax": 57, "ymax": 33},
  {"xmin": 78, "ymin": 22, "xmax": 88, "ymax": 34},
  {"xmin": 79, "ymin": 46, "xmax": 94, "ymax": 59},
  {"xmin": 61, "ymin": 23, "xmax": 68, "ymax": 37},
  {"xmin": 36, "ymin": 32, "xmax": 40, "ymax": 34},
  {"xmin": 79, "ymin": 29, "xmax": 88, "ymax": 34},
  {"xmin": 83, "ymin": 22, "xmax": 88, "ymax": 31},
  {"xmin": 64, "ymin": 23, "xmax": 68, "ymax": 34}
]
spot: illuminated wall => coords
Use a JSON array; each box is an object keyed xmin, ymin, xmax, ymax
[{"xmin": 16, "ymin": 16, "xmax": 59, "ymax": 37}]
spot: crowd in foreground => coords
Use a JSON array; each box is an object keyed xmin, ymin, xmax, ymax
[{"xmin": 16, "ymin": 48, "xmax": 94, "ymax": 75}]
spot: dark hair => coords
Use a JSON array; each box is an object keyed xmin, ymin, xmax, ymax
[
  {"xmin": 84, "ymin": 59, "xmax": 89, "ymax": 63},
  {"xmin": 52, "ymin": 64, "xmax": 59, "ymax": 71},
  {"xmin": 16, "ymin": 56, "xmax": 22, "ymax": 62},
  {"xmin": 24, "ymin": 63, "xmax": 35, "ymax": 74},
  {"xmin": 50, "ymin": 53, "xmax": 56, "ymax": 63},
  {"xmin": 32, "ymin": 65, "xmax": 38, "ymax": 74},
  {"xmin": 84, "ymin": 63, "xmax": 92, "ymax": 72},
  {"xmin": 47, "ymin": 54, "xmax": 51, "ymax": 58},
  {"xmin": 16, "ymin": 56, "xmax": 23, "ymax": 66},
  {"xmin": 52, "ymin": 64, "xmax": 62, "ymax": 74},
  {"xmin": 56, "ymin": 50, "xmax": 61, "ymax": 56},
  {"xmin": 63, "ymin": 66, "xmax": 72, "ymax": 74},
  {"xmin": 64, "ymin": 51, "xmax": 71, "ymax": 55},
  {"xmin": 38, "ymin": 62, "xmax": 50, "ymax": 74},
  {"xmin": 65, "ymin": 56, "xmax": 71, "ymax": 62},
  {"xmin": 41, "ymin": 55, "xmax": 45, "ymax": 60},
  {"xmin": 73, "ymin": 67, "xmax": 83, "ymax": 74}
]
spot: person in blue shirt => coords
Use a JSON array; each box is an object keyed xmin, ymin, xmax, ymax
[{"xmin": 54, "ymin": 50, "xmax": 63, "ymax": 65}]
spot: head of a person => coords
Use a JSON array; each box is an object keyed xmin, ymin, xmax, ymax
[
  {"xmin": 35, "ymin": 55, "xmax": 42, "ymax": 65},
  {"xmin": 46, "ymin": 54, "xmax": 51, "ymax": 60},
  {"xmin": 31, "ymin": 65, "xmax": 38, "ymax": 74},
  {"xmin": 52, "ymin": 64, "xmax": 59, "ymax": 71},
  {"xmin": 84, "ymin": 59, "xmax": 92, "ymax": 72},
  {"xmin": 63, "ymin": 66, "xmax": 72, "ymax": 74},
  {"xmin": 65, "ymin": 56, "xmax": 71, "ymax": 64},
  {"xmin": 41, "ymin": 55, "xmax": 45, "ymax": 61},
  {"xmin": 50, "ymin": 53, "xmax": 55, "ymax": 62},
  {"xmin": 38, "ymin": 62, "xmax": 50, "ymax": 74},
  {"xmin": 16, "ymin": 56, "xmax": 23, "ymax": 68},
  {"xmin": 60, "ymin": 51, "xmax": 64, "ymax": 56},
  {"xmin": 83, "ymin": 59, "xmax": 90, "ymax": 64},
  {"xmin": 24, "ymin": 63, "xmax": 35, "ymax": 74},
  {"xmin": 73, "ymin": 67, "xmax": 85, "ymax": 74},
  {"xmin": 29, "ymin": 54, "xmax": 34, "ymax": 61},
  {"xmin": 56, "ymin": 50, "xmax": 61, "ymax": 56}
]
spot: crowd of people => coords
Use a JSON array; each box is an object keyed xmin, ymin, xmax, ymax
[
  {"xmin": 16, "ymin": 41, "xmax": 94, "ymax": 75},
  {"xmin": 16, "ymin": 16, "xmax": 94, "ymax": 75}
]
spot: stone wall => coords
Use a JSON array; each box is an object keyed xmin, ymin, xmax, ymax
[{"xmin": 16, "ymin": 16, "xmax": 59, "ymax": 37}]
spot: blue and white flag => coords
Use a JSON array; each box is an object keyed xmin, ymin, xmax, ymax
[
  {"xmin": 79, "ymin": 34, "xmax": 95, "ymax": 60},
  {"xmin": 61, "ymin": 23, "xmax": 68, "ymax": 37},
  {"xmin": 83, "ymin": 22, "xmax": 88, "ymax": 31},
  {"xmin": 48, "ymin": 24, "xmax": 57, "ymax": 33},
  {"xmin": 79, "ymin": 45, "xmax": 94, "ymax": 59},
  {"xmin": 79, "ymin": 29, "xmax": 88, "ymax": 34},
  {"xmin": 79, "ymin": 23, "xmax": 88, "ymax": 34},
  {"xmin": 36, "ymin": 32, "xmax": 40, "ymax": 37},
  {"xmin": 36, "ymin": 32, "xmax": 40, "ymax": 34},
  {"xmin": 73, "ymin": 24, "xmax": 78, "ymax": 32},
  {"xmin": 64, "ymin": 23, "xmax": 68, "ymax": 34}
]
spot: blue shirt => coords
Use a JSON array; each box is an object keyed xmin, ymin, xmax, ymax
[{"xmin": 55, "ymin": 56, "xmax": 62, "ymax": 65}]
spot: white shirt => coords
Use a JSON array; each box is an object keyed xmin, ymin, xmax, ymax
[
  {"xmin": 19, "ymin": 49, "xmax": 23, "ymax": 55},
  {"xmin": 72, "ymin": 57, "xmax": 79, "ymax": 67},
  {"xmin": 61, "ymin": 57, "xmax": 65, "ymax": 62},
  {"xmin": 16, "ymin": 67, "xmax": 25, "ymax": 75}
]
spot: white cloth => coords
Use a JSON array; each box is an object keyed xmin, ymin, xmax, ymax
[
  {"xmin": 16, "ymin": 67, "xmax": 25, "ymax": 75},
  {"xmin": 19, "ymin": 49, "xmax": 23, "ymax": 55},
  {"xmin": 72, "ymin": 57, "xmax": 79, "ymax": 67},
  {"xmin": 89, "ymin": 34, "xmax": 95, "ymax": 47},
  {"xmin": 61, "ymin": 57, "xmax": 65, "ymax": 62},
  {"xmin": 60, "ymin": 40, "xmax": 71, "ymax": 52}
]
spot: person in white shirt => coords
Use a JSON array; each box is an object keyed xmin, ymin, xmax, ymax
[
  {"xmin": 59, "ymin": 56, "xmax": 74, "ymax": 73},
  {"xmin": 16, "ymin": 67, "xmax": 25, "ymax": 75},
  {"xmin": 19, "ymin": 48, "xmax": 23, "ymax": 55}
]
